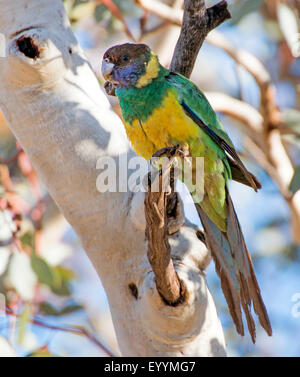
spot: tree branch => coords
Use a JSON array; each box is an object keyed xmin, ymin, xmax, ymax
[
  {"xmin": 5, "ymin": 308, "xmax": 114, "ymax": 356},
  {"xmin": 206, "ymin": 0, "xmax": 232, "ymax": 30},
  {"xmin": 135, "ymin": 0, "xmax": 182, "ymax": 25},
  {"xmin": 207, "ymin": 33, "xmax": 300, "ymax": 242},
  {"xmin": 170, "ymin": 0, "xmax": 231, "ymax": 77},
  {"xmin": 145, "ymin": 157, "xmax": 184, "ymax": 305},
  {"xmin": 205, "ymin": 91, "xmax": 263, "ymax": 140},
  {"xmin": 135, "ymin": 0, "xmax": 231, "ymax": 77},
  {"xmin": 206, "ymin": 31, "xmax": 281, "ymax": 128},
  {"xmin": 207, "ymin": 89, "xmax": 300, "ymax": 241}
]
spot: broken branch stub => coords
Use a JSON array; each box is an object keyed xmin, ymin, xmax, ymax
[{"xmin": 145, "ymin": 148, "xmax": 187, "ymax": 305}]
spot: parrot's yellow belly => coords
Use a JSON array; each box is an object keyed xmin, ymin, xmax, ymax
[
  {"xmin": 123, "ymin": 90, "xmax": 200, "ymax": 160},
  {"xmin": 121, "ymin": 89, "xmax": 227, "ymax": 230}
]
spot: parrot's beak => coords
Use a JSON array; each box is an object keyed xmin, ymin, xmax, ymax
[{"xmin": 101, "ymin": 60, "xmax": 115, "ymax": 81}]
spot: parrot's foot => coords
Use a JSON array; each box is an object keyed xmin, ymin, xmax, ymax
[
  {"xmin": 104, "ymin": 81, "xmax": 116, "ymax": 96},
  {"xmin": 145, "ymin": 145, "xmax": 187, "ymax": 236},
  {"xmin": 151, "ymin": 145, "xmax": 190, "ymax": 181},
  {"xmin": 150, "ymin": 145, "xmax": 187, "ymax": 195},
  {"xmin": 152, "ymin": 144, "xmax": 189, "ymax": 160}
]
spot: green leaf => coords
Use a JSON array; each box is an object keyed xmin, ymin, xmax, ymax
[
  {"xmin": 231, "ymin": 0, "xmax": 264, "ymax": 25},
  {"xmin": 39, "ymin": 301, "xmax": 83, "ymax": 316},
  {"xmin": 18, "ymin": 305, "xmax": 31, "ymax": 345},
  {"xmin": 289, "ymin": 166, "xmax": 300, "ymax": 194},
  {"xmin": 31, "ymin": 255, "xmax": 75, "ymax": 297},
  {"xmin": 31, "ymin": 254, "xmax": 56, "ymax": 288},
  {"xmin": 49, "ymin": 266, "xmax": 76, "ymax": 297},
  {"xmin": 54, "ymin": 265, "xmax": 76, "ymax": 281},
  {"xmin": 20, "ymin": 231, "xmax": 35, "ymax": 250}
]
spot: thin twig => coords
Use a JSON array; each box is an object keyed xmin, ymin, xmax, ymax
[
  {"xmin": 5, "ymin": 308, "xmax": 114, "ymax": 357},
  {"xmin": 206, "ymin": 31, "xmax": 282, "ymax": 130},
  {"xmin": 139, "ymin": 21, "xmax": 169, "ymax": 42},
  {"xmin": 135, "ymin": 0, "xmax": 182, "ymax": 25},
  {"xmin": 205, "ymin": 91, "xmax": 263, "ymax": 142},
  {"xmin": 135, "ymin": 1, "xmax": 230, "ymax": 77},
  {"xmin": 170, "ymin": 0, "xmax": 231, "ymax": 77}
]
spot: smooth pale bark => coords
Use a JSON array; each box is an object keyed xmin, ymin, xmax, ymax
[{"xmin": 0, "ymin": 0, "xmax": 226, "ymax": 356}]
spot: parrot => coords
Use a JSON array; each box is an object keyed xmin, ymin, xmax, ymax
[{"xmin": 101, "ymin": 43, "xmax": 272, "ymax": 343}]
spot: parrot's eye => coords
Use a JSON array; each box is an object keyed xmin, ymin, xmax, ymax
[
  {"xmin": 122, "ymin": 55, "xmax": 130, "ymax": 62},
  {"xmin": 104, "ymin": 57, "xmax": 110, "ymax": 63}
]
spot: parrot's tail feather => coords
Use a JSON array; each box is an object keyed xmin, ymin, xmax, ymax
[
  {"xmin": 229, "ymin": 159, "xmax": 262, "ymax": 190},
  {"xmin": 195, "ymin": 191, "xmax": 272, "ymax": 343},
  {"xmin": 214, "ymin": 256, "xmax": 244, "ymax": 337},
  {"xmin": 226, "ymin": 193, "xmax": 272, "ymax": 337}
]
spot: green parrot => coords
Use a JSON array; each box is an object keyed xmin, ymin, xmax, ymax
[{"xmin": 101, "ymin": 43, "xmax": 272, "ymax": 343}]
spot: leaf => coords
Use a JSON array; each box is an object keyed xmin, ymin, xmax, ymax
[
  {"xmin": 39, "ymin": 301, "xmax": 83, "ymax": 316},
  {"xmin": 49, "ymin": 266, "xmax": 74, "ymax": 296},
  {"xmin": 31, "ymin": 254, "xmax": 75, "ymax": 297},
  {"xmin": 18, "ymin": 305, "xmax": 31, "ymax": 345},
  {"xmin": 289, "ymin": 166, "xmax": 300, "ymax": 194},
  {"xmin": 60, "ymin": 304, "xmax": 82, "ymax": 315},
  {"xmin": 54, "ymin": 265, "xmax": 76, "ymax": 281},
  {"xmin": 50, "ymin": 265, "xmax": 76, "ymax": 297},
  {"xmin": 20, "ymin": 231, "xmax": 35, "ymax": 250},
  {"xmin": 231, "ymin": 0, "xmax": 264, "ymax": 25},
  {"xmin": 31, "ymin": 253, "xmax": 56, "ymax": 288}
]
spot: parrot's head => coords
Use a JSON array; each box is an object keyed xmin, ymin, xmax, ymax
[{"xmin": 102, "ymin": 43, "xmax": 161, "ymax": 89}]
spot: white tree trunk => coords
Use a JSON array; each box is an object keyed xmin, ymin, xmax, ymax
[{"xmin": 0, "ymin": 0, "xmax": 226, "ymax": 356}]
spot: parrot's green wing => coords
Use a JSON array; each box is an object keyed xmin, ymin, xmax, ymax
[
  {"xmin": 166, "ymin": 72, "xmax": 271, "ymax": 342},
  {"xmin": 166, "ymin": 72, "xmax": 261, "ymax": 191}
]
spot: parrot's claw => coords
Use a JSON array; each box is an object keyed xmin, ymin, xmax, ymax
[
  {"xmin": 151, "ymin": 145, "xmax": 190, "ymax": 174},
  {"xmin": 104, "ymin": 81, "xmax": 116, "ymax": 96},
  {"xmin": 152, "ymin": 145, "xmax": 189, "ymax": 160}
]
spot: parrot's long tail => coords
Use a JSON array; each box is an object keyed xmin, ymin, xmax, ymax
[{"xmin": 195, "ymin": 190, "xmax": 272, "ymax": 343}]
